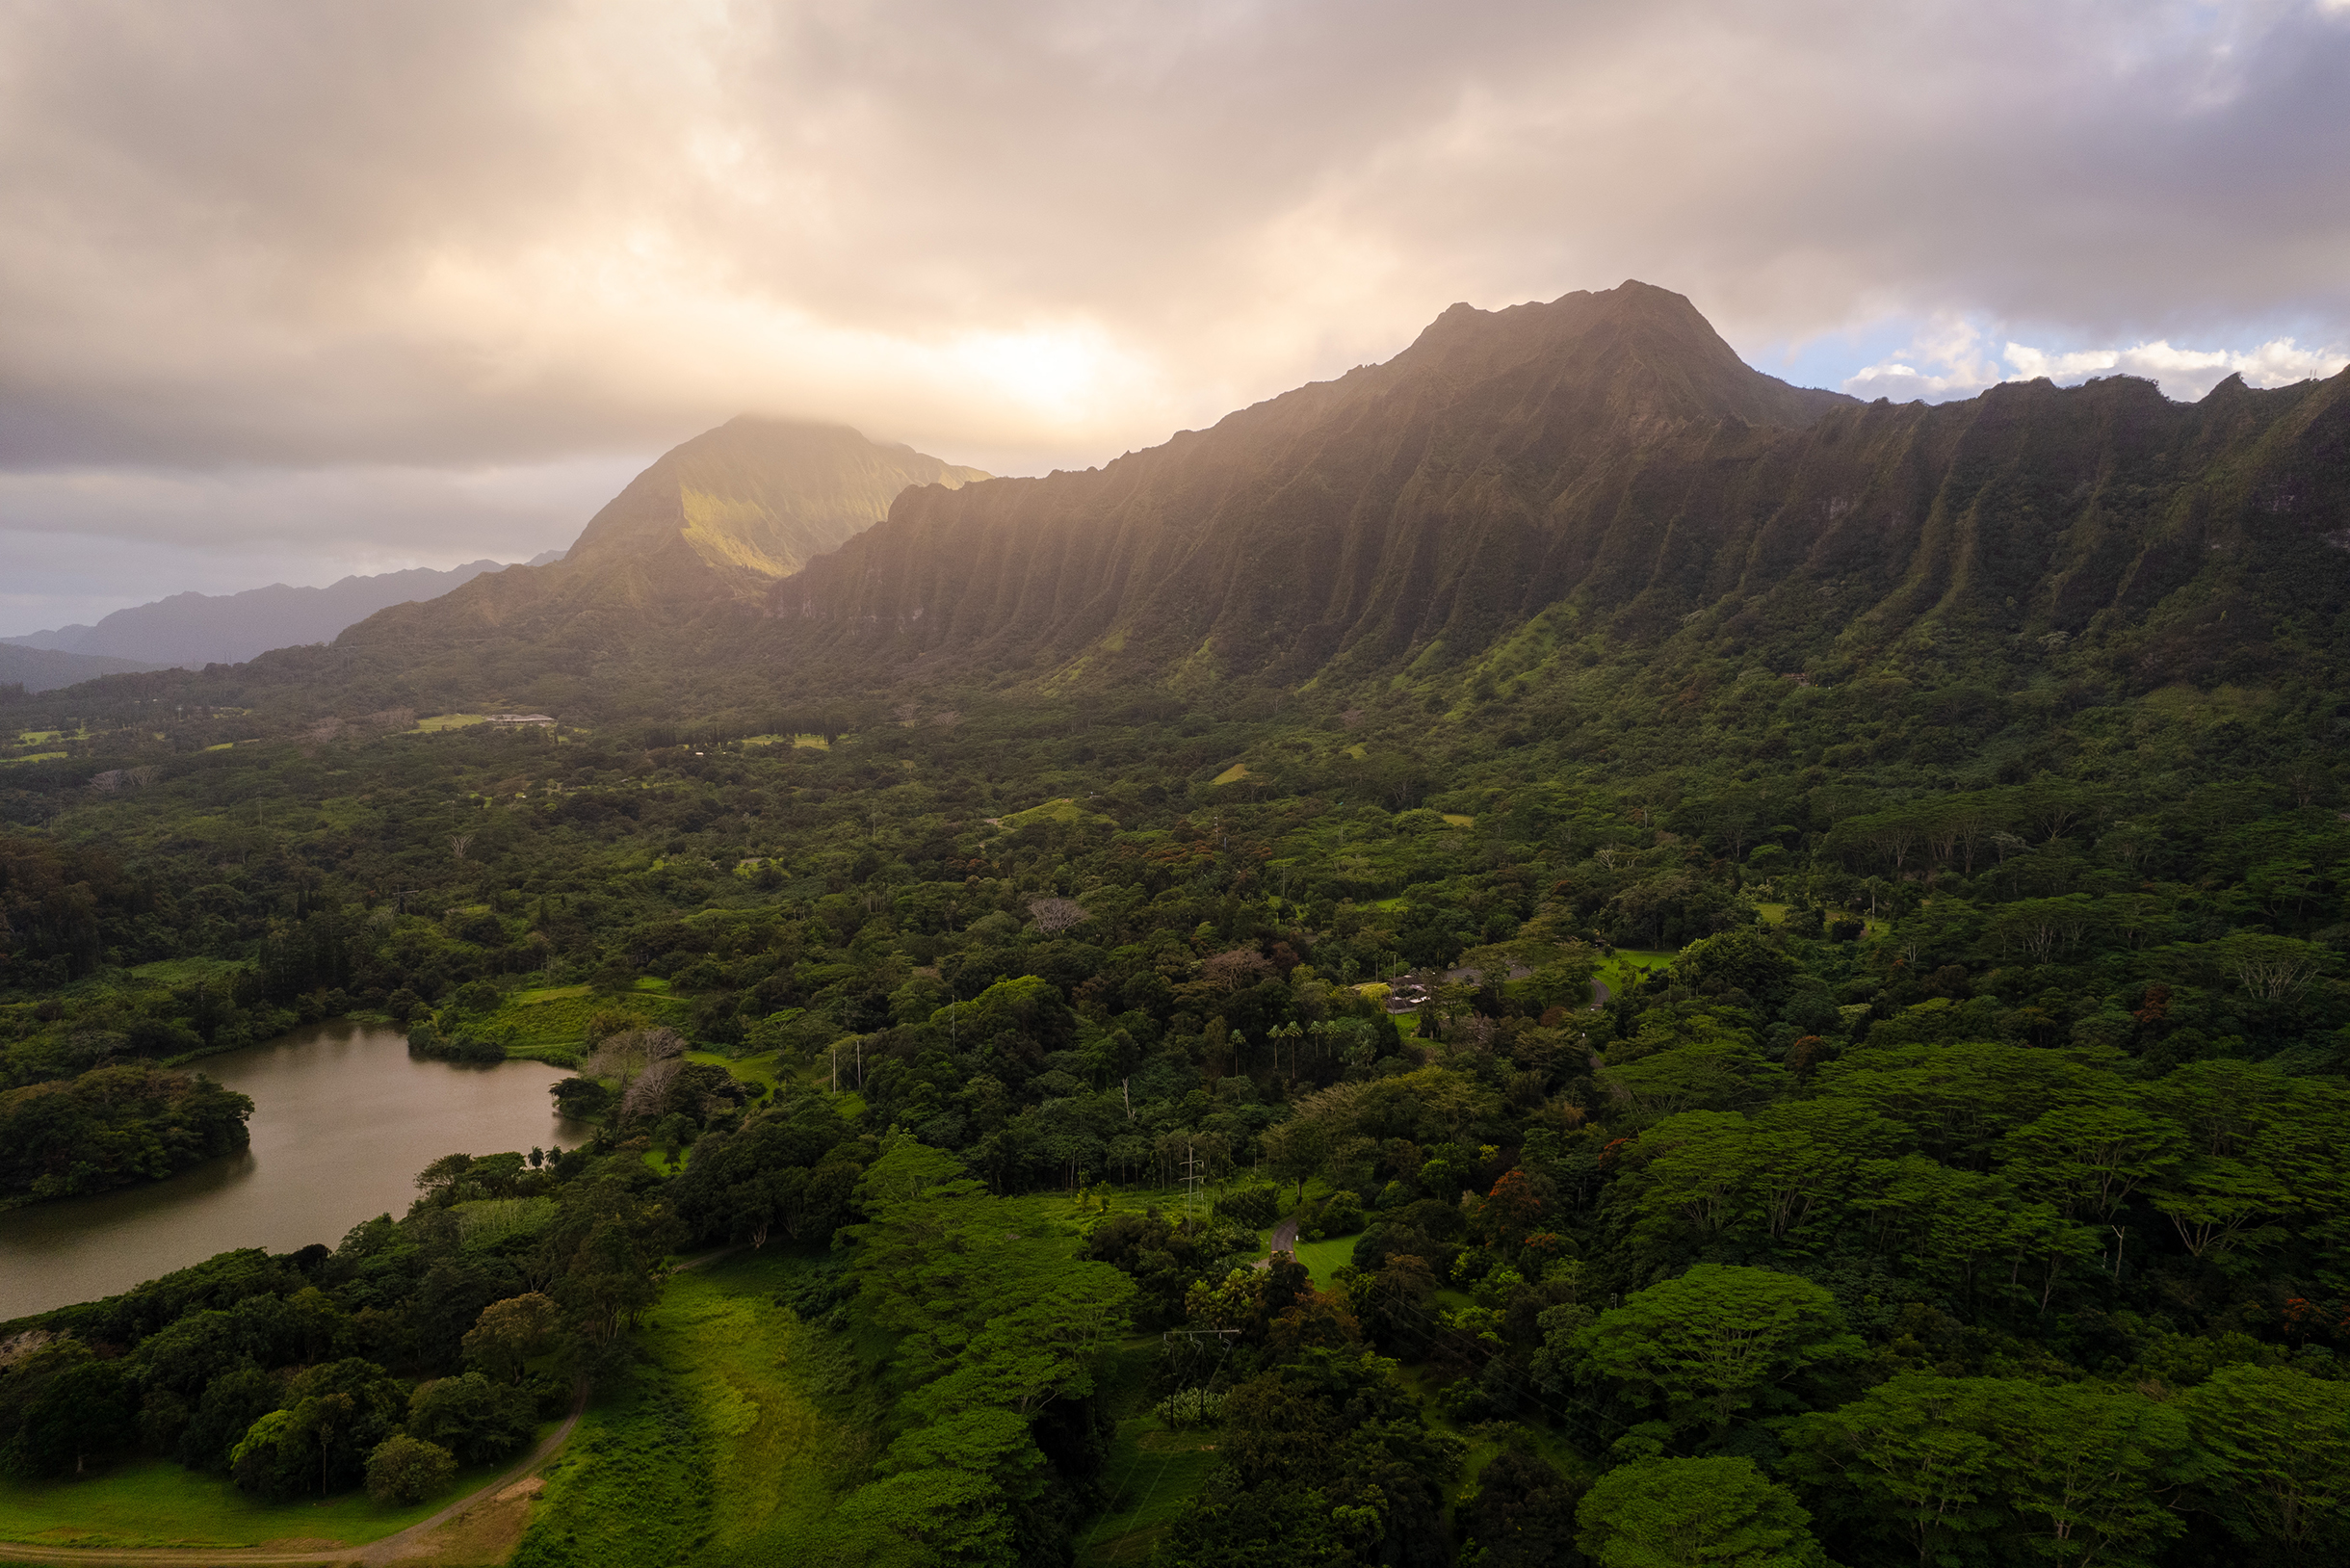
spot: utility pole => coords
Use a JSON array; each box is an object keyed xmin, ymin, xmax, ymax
[{"xmin": 1181, "ymin": 1140, "xmax": 1204, "ymax": 1224}]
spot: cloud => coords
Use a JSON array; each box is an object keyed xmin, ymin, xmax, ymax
[
  {"xmin": 3, "ymin": 0, "xmax": 2349, "ymax": 626},
  {"xmin": 1845, "ymin": 318, "xmax": 2348, "ymax": 402},
  {"xmin": 6, "ymin": 0, "xmax": 2349, "ymax": 471}
]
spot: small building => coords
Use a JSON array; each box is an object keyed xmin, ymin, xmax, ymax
[{"xmin": 486, "ymin": 713, "xmax": 556, "ymax": 726}]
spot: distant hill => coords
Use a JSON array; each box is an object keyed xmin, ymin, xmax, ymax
[
  {"xmin": 0, "ymin": 644, "xmax": 169, "ymax": 694},
  {"xmin": 332, "ymin": 420, "xmax": 986, "ymax": 670},
  {"xmin": 4, "ymin": 552, "xmax": 566, "ymax": 670}
]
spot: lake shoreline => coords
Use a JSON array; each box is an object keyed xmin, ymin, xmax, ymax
[{"xmin": 0, "ymin": 1019, "xmax": 582, "ymax": 1322}]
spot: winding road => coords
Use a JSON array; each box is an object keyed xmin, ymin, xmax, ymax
[{"xmin": 0, "ymin": 1248, "xmax": 741, "ymax": 1568}]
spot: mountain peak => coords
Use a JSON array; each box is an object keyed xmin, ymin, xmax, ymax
[
  {"xmin": 1380, "ymin": 281, "xmax": 1850, "ymax": 431},
  {"xmin": 565, "ymin": 418, "xmax": 988, "ymax": 585}
]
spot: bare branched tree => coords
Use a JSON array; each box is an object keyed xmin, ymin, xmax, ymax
[
  {"xmin": 1028, "ymin": 896, "xmax": 1089, "ymax": 934},
  {"xmin": 587, "ymin": 1027, "xmax": 687, "ymax": 1091},
  {"xmin": 619, "ymin": 1058, "xmax": 682, "ymax": 1122},
  {"xmin": 450, "ymin": 833, "xmax": 474, "ymax": 862},
  {"xmin": 1198, "ymin": 948, "xmax": 1274, "ymax": 992}
]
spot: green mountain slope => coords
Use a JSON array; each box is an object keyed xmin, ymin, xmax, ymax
[{"xmin": 770, "ymin": 281, "xmax": 2350, "ymax": 702}]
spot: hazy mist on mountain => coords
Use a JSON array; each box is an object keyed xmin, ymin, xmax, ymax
[{"xmin": 4, "ymin": 553, "xmax": 566, "ymax": 670}]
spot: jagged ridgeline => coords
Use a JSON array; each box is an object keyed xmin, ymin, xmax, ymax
[
  {"xmin": 33, "ymin": 278, "xmax": 2348, "ymax": 719},
  {"xmin": 770, "ymin": 280, "xmax": 2350, "ymax": 697}
]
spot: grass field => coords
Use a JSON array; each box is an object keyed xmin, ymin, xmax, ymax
[
  {"xmin": 1078, "ymin": 1413, "xmax": 1224, "ymax": 1566},
  {"xmin": 0, "ymin": 1444, "xmax": 523, "ymax": 1551},
  {"xmin": 689, "ymin": 1049, "xmax": 783, "ymax": 1095},
  {"xmin": 1289, "ymin": 1233, "xmax": 1355, "ymax": 1288},
  {"xmin": 1596, "ymin": 947, "xmax": 1677, "ymax": 991},
  {"xmin": 510, "ymin": 1248, "xmax": 900, "ymax": 1568},
  {"xmin": 488, "ymin": 980, "xmax": 692, "ymax": 1064},
  {"xmin": 127, "ymin": 956, "xmax": 248, "ymax": 986}
]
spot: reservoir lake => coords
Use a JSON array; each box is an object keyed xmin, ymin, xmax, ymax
[{"xmin": 0, "ymin": 1020, "xmax": 582, "ymax": 1321}]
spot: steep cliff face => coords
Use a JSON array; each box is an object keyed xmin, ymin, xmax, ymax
[
  {"xmin": 339, "ymin": 419, "xmax": 984, "ymax": 655},
  {"xmin": 767, "ymin": 280, "xmax": 1856, "ymax": 685},
  {"xmin": 770, "ymin": 282, "xmax": 2350, "ymax": 694}
]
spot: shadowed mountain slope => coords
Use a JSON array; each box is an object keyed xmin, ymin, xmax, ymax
[
  {"xmin": 0, "ymin": 643, "xmax": 168, "ymax": 693},
  {"xmin": 768, "ymin": 281, "xmax": 1858, "ymax": 685},
  {"xmin": 39, "ymin": 282, "xmax": 2348, "ymax": 722},
  {"xmin": 769, "ymin": 281, "xmax": 2350, "ymax": 698}
]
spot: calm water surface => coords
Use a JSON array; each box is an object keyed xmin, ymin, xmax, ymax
[{"xmin": 0, "ymin": 1020, "xmax": 583, "ymax": 1320}]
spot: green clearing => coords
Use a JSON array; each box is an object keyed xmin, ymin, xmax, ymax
[
  {"xmin": 1288, "ymin": 1233, "xmax": 1355, "ymax": 1288},
  {"xmin": 0, "ymin": 1444, "xmax": 519, "ymax": 1551},
  {"xmin": 126, "ymin": 955, "xmax": 248, "ymax": 985},
  {"xmin": 1210, "ymin": 763, "xmax": 1249, "ymax": 785},
  {"xmin": 995, "ymin": 797, "xmax": 1117, "ymax": 831},
  {"xmin": 511, "ymin": 1250, "xmax": 895, "ymax": 1568},
  {"xmin": 487, "ymin": 980, "xmax": 691, "ymax": 1063},
  {"xmin": 415, "ymin": 714, "xmax": 488, "ymax": 731},
  {"xmin": 1079, "ymin": 1413, "xmax": 1225, "ymax": 1566},
  {"xmin": 1596, "ymin": 946, "xmax": 1677, "ymax": 990},
  {"xmin": 689, "ymin": 1048, "xmax": 783, "ymax": 1095}
]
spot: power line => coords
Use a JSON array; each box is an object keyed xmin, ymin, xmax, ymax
[{"xmin": 1082, "ymin": 1329, "xmax": 1239, "ymax": 1562}]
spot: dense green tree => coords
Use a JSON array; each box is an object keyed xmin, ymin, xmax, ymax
[
  {"xmin": 1572, "ymin": 1266, "xmax": 1860, "ymax": 1444},
  {"xmin": 405, "ymin": 1371, "xmax": 536, "ymax": 1465},
  {"xmin": 1576, "ymin": 1456, "xmax": 1823, "ymax": 1568},
  {"xmin": 364, "ymin": 1432, "xmax": 457, "ymax": 1503}
]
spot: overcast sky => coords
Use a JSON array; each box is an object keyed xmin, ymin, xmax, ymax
[{"xmin": 5, "ymin": 0, "xmax": 2348, "ymax": 634}]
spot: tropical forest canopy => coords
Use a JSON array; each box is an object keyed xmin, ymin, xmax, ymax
[{"xmin": 4, "ymin": 282, "xmax": 2350, "ymax": 1565}]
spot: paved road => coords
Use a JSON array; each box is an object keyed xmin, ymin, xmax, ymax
[
  {"xmin": 0, "ymin": 1249, "xmax": 743, "ymax": 1567},
  {"xmin": 1253, "ymin": 1213, "xmax": 1300, "ymax": 1270}
]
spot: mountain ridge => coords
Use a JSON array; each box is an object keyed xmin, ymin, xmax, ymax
[
  {"xmin": 4, "ymin": 553, "xmax": 565, "ymax": 669},
  {"xmin": 754, "ymin": 281, "xmax": 2350, "ymax": 701},
  {"xmin": 22, "ymin": 280, "xmax": 2349, "ymax": 720}
]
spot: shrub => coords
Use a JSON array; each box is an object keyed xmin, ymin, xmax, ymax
[
  {"xmin": 1299, "ymin": 1190, "xmax": 1366, "ymax": 1241},
  {"xmin": 365, "ymin": 1433, "xmax": 457, "ymax": 1503},
  {"xmin": 405, "ymin": 1372, "xmax": 537, "ymax": 1465}
]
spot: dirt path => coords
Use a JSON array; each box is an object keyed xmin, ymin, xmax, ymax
[{"xmin": 0, "ymin": 1249, "xmax": 744, "ymax": 1567}]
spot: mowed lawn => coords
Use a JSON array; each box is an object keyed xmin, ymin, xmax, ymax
[{"xmin": 0, "ymin": 1450, "xmax": 499, "ymax": 1551}]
